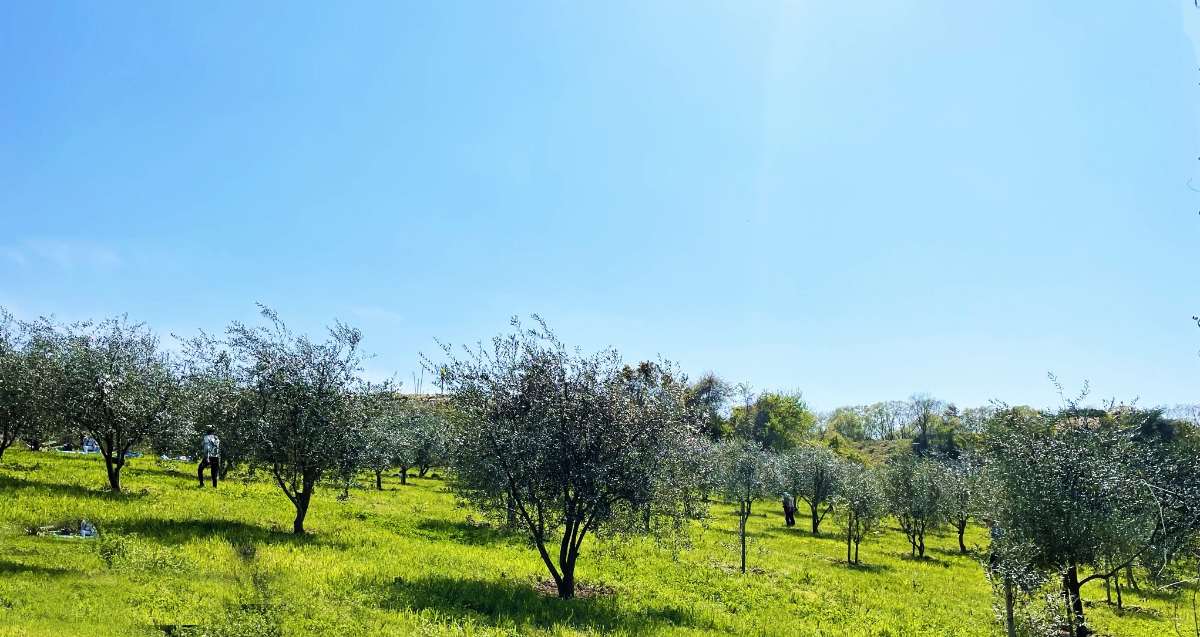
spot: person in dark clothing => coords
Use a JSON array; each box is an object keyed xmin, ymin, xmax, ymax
[
  {"xmin": 782, "ymin": 492, "xmax": 797, "ymax": 527},
  {"xmin": 198, "ymin": 429, "xmax": 221, "ymax": 488}
]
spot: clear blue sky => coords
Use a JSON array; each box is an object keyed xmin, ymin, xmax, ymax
[{"xmin": 2, "ymin": 1, "xmax": 1198, "ymax": 410}]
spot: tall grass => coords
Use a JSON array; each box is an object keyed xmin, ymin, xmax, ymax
[{"xmin": 0, "ymin": 448, "xmax": 1192, "ymax": 636}]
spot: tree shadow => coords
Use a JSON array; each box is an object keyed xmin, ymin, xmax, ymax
[
  {"xmin": 0, "ymin": 474, "xmax": 143, "ymax": 500},
  {"xmin": 413, "ymin": 518, "xmax": 521, "ymax": 546},
  {"xmin": 927, "ymin": 546, "xmax": 978, "ymax": 561},
  {"xmin": 378, "ymin": 575, "xmax": 707, "ymax": 634},
  {"xmin": 1107, "ymin": 603, "xmax": 1162, "ymax": 619},
  {"xmin": 109, "ymin": 517, "xmax": 347, "ymax": 550},
  {"xmin": 0, "ymin": 559, "xmax": 74, "ymax": 577},
  {"xmin": 758, "ymin": 526, "xmax": 846, "ymax": 543},
  {"xmin": 840, "ymin": 561, "xmax": 895, "ymax": 573},
  {"xmin": 126, "ymin": 463, "xmax": 194, "ymax": 480},
  {"xmin": 1125, "ymin": 584, "xmax": 1194, "ymax": 601},
  {"xmin": 0, "ymin": 460, "xmax": 44, "ymax": 472},
  {"xmin": 896, "ymin": 553, "xmax": 944, "ymax": 565}
]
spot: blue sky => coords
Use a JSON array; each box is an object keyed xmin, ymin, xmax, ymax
[{"xmin": 2, "ymin": 1, "xmax": 1198, "ymax": 410}]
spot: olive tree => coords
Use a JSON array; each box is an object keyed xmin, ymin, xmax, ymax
[
  {"xmin": 716, "ymin": 439, "xmax": 776, "ymax": 574},
  {"xmin": 940, "ymin": 453, "xmax": 985, "ymax": 553},
  {"xmin": 361, "ymin": 410, "xmax": 403, "ymax": 490},
  {"xmin": 637, "ymin": 430, "xmax": 716, "ymax": 540},
  {"xmin": 778, "ymin": 444, "xmax": 842, "ymax": 535},
  {"xmin": 981, "ymin": 405, "xmax": 1185, "ymax": 637},
  {"xmin": 1125, "ymin": 410, "xmax": 1200, "ymax": 587},
  {"xmin": 883, "ymin": 452, "xmax": 944, "ymax": 558},
  {"xmin": 390, "ymin": 400, "xmax": 448, "ymax": 484},
  {"xmin": 0, "ymin": 310, "xmax": 53, "ymax": 463},
  {"xmin": 226, "ymin": 307, "xmax": 372, "ymax": 534},
  {"xmin": 44, "ymin": 316, "xmax": 178, "ymax": 492},
  {"xmin": 176, "ymin": 334, "xmax": 259, "ymax": 477},
  {"xmin": 431, "ymin": 318, "xmax": 703, "ymax": 598},
  {"xmin": 408, "ymin": 409, "xmax": 449, "ymax": 478},
  {"xmin": 835, "ymin": 462, "xmax": 885, "ymax": 565}
]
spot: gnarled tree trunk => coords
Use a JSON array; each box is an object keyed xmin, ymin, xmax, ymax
[
  {"xmin": 103, "ymin": 452, "xmax": 125, "ymax": 492},
  {"xmin": 1063, "ymin": 564, "xmax": 1088, "ymax": 637},
  {"xmin": 293, "ymin": 479, "xmax": 314, "ymax": 534}
]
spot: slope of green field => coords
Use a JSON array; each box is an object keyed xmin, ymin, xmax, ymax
[{"xmin": 0, "ymin": 448, "xmax": 1192, "ymax": 636}]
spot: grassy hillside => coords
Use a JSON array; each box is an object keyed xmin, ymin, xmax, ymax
[{"xmin": 0, "ymin": 448, "xmax": 1192, "ymax": 636}]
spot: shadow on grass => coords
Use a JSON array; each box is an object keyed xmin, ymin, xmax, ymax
[
  {"xmin": 0, "ymin": 474, "xmax": 143, "ymax": 500},
  {"xmin": 414, "ymin": 518, "xmax": 521, "ymax": 546},
  {"xmin": 0, "ymin": 559, "xmax": 74, "ymax": 577},
  {"xmin": 380, "ymin": 575, "xmax": 706, "ymax": 635},
  {"xmin": 840, "ymin": 561, "xmax": 895, "ymax": 573},
  {"xmin": 126, "ymin": 463, "xmax": 193, "ymax": 480},
  {"xmin": 927, "ymin": 546, "xmax": 981, "ymax": 561},
  {"xmin": 1122, "ymin": 584, "xmax": 1193, "ymax": 601},
  {"xmin": 109, "ymin": 517, "xmax": 347, "ymax": 549},
  {"xmin": 896, "ymin": 553, "xmax": 948, "ymax": 566},
  {"xmin": 0, "ymin": 461, "xmax": 43, "ymax": 472},
  {"xmin": 1107, "ymin": 603, "xmax": 1163, "ymax": 619},
  {"xmin": 758, "ymin": 526, "xmax": 847, "ymax": 543}
]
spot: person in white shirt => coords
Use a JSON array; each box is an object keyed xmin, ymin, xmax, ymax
[{"xmin": 198, "ymin": 429, "xmax": 221, "ymax": 488}]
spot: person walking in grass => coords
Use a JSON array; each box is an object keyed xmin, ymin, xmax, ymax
[
  {"xmin": 198, "ymin": 428, "xmax": 221, "ymax": 488},
  {"xmin": 781, "ymin": 492, "xmax": 797, "ymax": 527}
]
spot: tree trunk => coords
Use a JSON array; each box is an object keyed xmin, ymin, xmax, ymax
[
  {"xmin": 1062, "ymin": 571, "xmax": 1076, "ymax": 633},
  {"xmin": 293, "ymin": 474, "xmax": 316, "ymax": 534},
  {"xmin": 739, "ymin": 502, "xmax": 748, "ymax": 574},
  {"xmin": 846, "ymin": 524, "xmax": 853, "ymax": 564},
  {"xmin": 418, "ymin": 466, "xmax": 429, "ymax": 478},
  {"xmin": 531, "ymin": 536, "xmax": 568, "ymax": 599},
  {"xmin": 1114, "ymin": 574, "xmax": 1122, "ymax": 609},
  {"xmin": 558, "ymin": 560, "xmax": 576, "ymax": 599},
  {"xmin": 375, "ymin": 470, "xmax": 383, "ymax": 490},
  {"xmin": 917, "ymin": 532, "xmax": 925, "ymax": 558},
  {"xmin": 1004, "ymin": 576, "xmax": 1017, "ymax": 637},
  {"xmin": 957, "ymin": 520, "xmax": 967, "ymax": 553},
  {"xmin": 1124, "ymin": 564, "xmax": 1138, "ymax": 591},
  {"xmin": 505, "ymin": 494, "xmax": 517, "ymax": 529},
  {"xmin": 853, "ymin": 540, "xmax": 860, "ymax": 565},
  {"xmin": 1064, "ymin": 565, "xmax": 1088, "ymax": 637},
  {"xmin": 398, "ymin": 468, "xmax": 407, "ymax": 485},
  {"xmin": 104, "ymin": 454, "xmax": 123, "ymax": 492},
  {"xmin": 810, "ymin": 501, "xmax": 821, "ymax": 535}
]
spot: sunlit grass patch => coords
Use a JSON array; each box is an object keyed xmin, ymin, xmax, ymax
[{"xmin": 0, "ymin": 448, "xmax": 1194, "ymax": 636}]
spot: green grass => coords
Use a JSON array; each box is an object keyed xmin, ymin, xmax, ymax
[{"xmin": 0, "ymin": 448, "xmax": 1194, "ymax": 636}]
